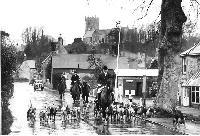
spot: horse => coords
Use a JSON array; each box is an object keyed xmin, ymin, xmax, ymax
[
  {"xmin": 99, "ymin": 79, "xmax": 114, "ymax": 122},
  {"xmin": 58, "ymin": 77, "xmax": 66, "ymax": 100},
  {"xmin": 82, "ymin": 81, "xmax": 90, "ymax": 104},
  {"xmin": 71, "ymin": 81, "xmax": 81, "ymax": 103}
]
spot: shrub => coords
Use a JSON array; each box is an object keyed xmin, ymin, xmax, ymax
[{"xmin": 1, "ymin": 42, "xmax": 17, "ymax": 134}]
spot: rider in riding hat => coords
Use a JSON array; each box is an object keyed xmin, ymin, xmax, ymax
[
  {"xmin": 70, "ymin": 70, "xmax": 81, "ymax": 92},
  {"xmin": 96, "ymin": 65, "xmax": 115, "ymax": 104}
]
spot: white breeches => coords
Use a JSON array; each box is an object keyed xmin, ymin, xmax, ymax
[{"xmin": 97, "ymin": 86, "xmax": 105, "ymax": 93}]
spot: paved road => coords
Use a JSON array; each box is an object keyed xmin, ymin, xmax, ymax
[
  {"xmin": 9, "ymin": 82, "xmax": 199, "ymax": 135},
  {"xmin": 9, "ymin": 82, "xmax": 98, "ymax": 135}
]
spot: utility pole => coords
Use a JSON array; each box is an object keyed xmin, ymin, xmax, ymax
[
  {"xmin": 142, "ymin": 38, "xmax": 147, "ymax": 107},
  {"xmin": 114, "ymin": 21, "xmax": 121, "ymax": 101}
]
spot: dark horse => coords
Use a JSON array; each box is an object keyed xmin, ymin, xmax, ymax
[
  {"xmin": 71, "ymin": 81, "xmax": 81, "ymax": 103},
  {"xmin": 82, "ymin": 81, "xmax": 90, "ymax": 104},
  {"xmin": 58, "ymin": 77, "xmax": 66, "ymax": 100},
  {"xmin": 99, "ymin": 79, "xmax": 114, "ymax": 121}
]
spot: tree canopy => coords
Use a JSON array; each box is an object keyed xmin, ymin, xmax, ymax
[
  {"xmin": 65, "ymin": 38, "xmax": 90, "ymax": 54},
  {"xmin": 22, "ymin": 27, "xmax": 51, "ymax": 60}
]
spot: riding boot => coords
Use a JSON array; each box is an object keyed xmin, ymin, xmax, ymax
[
  {"xmin": 98, "ymin": 93, "xmax": 101, "ymax": 104},
  {"xmin": 112, "ymin": 93, "xmax": 115, "ymax": 102}
]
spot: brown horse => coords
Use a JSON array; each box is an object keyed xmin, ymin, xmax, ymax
[
  {"xmin": 82, "ymin": 81, "xmax": 90, "ymax": 104},
  {"xmin": 58, "ymin": 77, "xmax": 66, "ymax": 100},
  {"xmin": 71, "ymin": 81, "xmax": 81, "ymax": 103},
  {"xmin": 99, "ymin": 79, "xmax": 114, "ymax": 121}
]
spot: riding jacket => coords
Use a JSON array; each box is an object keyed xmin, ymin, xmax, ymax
[
  {"xmin": 71, "ymin": 74, "xmax": 80, "ymax": 85},
  {"xmin": 97, "ymin": 72, "xmax": 112, "ymax": 86}
]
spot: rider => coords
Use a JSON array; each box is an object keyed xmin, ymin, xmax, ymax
[
  {"xmin": 70, "ymin": 70, "xmax": 81, "ymax": 93},
  {"xmin": 96, "ymin": 65, "xmax": 115, "ymax": 104}
]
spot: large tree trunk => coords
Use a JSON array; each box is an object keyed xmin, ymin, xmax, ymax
[
  {"xmin": 157, "ymin": 38, "xmax": 181, "ymax": 110},
  {"xmin": 157, "ymin": 0, "xmax": 187, "ymax": 111}
]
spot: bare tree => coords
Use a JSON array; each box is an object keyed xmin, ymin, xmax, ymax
[{"xmin": 86, "ymin": 0, "xmax": 200, "ymax": 110}]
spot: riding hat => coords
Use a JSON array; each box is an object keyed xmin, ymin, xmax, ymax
[{"xmin": 103, "ymin": 65, "xmax": 108, "ymax": 70}]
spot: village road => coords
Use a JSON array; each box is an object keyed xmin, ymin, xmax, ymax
[{"xmin": 9, "ymin": 82, "xmax": 98, "ymax": 135}]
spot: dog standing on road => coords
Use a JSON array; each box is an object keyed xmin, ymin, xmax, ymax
[{"xmin": 173, "ymin": 109, "xmax": 185, "ymax": 128}]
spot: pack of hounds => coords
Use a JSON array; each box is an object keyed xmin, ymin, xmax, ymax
[
  {"xmin": 27, "ymin": 102, "xmax": 185, "ymax": 128},
  {"xmin": 27, "ymin": 103, "xmax": 92, "ymax": 127},
  {"xmin": 94, "ymin": 103, "xmax": 185, "ymax": 128},
  {"xmin": 94, "ymin": 103, "xmax": 157, "ymax": 122},
  {"xmin": 27, "ymin": 105, "xmax": 57, "ymax": 126}
]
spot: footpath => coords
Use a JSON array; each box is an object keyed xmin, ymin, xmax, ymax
[{"xmin": 45, "ymin": 87, "xmax": 200, "ymax": 135}]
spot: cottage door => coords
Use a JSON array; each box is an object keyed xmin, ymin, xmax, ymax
[{"xmin": 183, "ymin": 87, "xmax": 189, "ymax": 106}]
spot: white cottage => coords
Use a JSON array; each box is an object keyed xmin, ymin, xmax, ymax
[
  {"xmin": 18, "ymin": 60, "xmax": 36, "ymax": 80},
  {"xmin": 180, "ymin": 42, "xmax": 200, "ymax": 108}
]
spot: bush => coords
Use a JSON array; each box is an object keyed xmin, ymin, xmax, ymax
[
  {"xmin": 14, "ymin": 77, "xmax": 29, "ymax": 82},
  {"xmin": 154, "ymin": 107, "xmax": 174, "ymax": 118},
  {"xmin": 1, "ymin": 42, "xmax": 17, "ymax": 134}
]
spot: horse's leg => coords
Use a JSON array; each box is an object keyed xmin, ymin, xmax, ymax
[
  {"xmin": 102, "ymin": 108, "xmax": 106, "ymax": 120},
  {"xmin": 60, "ymin": 93, "xmax": 62, "ymax": 100},
  {"xmin": 83, "ymin": 95, "xmax": 85, "ymax": 103}
]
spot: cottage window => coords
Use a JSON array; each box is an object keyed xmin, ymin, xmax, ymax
[
  {"xmin": 191, "ymin": 86, "xmax": 200, "ymax": 104},
  {"xmin": 182, "ymin": 57, "xmax": 186, "ymax": 74},
  {"xmin": 196, "ymin": 92, "xmax": 199, "ymax": 103},
  {"xmin": 192, "ymin": 92, "xmax": 195, "ymax": 102}
]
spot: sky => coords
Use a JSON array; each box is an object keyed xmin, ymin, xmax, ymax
[{"xmin": 0, "ymin": 0, "xmax": 199, "ymax": 45}]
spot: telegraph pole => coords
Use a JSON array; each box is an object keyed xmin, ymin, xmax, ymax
[{"xmin": 114, "ymin": 21, "xmax": 121, "ymax": 100}]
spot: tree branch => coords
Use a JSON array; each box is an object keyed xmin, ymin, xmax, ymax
[
  {"xmin": 137, "ymin": 0, "xmax": 154, "ymax": 20},
  {"xmin": 192, "ymin": 0, "xmax": 200, "ymax": 5},
  {"xmin": 132, "ymin": 0, "xmax": 146, "ymax": 14}
]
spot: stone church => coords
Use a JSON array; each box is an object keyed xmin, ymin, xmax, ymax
[{"xmin": 83, "ymin": 16, "xmax": 110, "ymax": 45}]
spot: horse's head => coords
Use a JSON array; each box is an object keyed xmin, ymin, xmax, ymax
[{"xmin": 106, "ymin": 78, "xmax": 114, "ymax": 93}]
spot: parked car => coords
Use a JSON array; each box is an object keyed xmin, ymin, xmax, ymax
[{"xmin": 34, "ymin": 80, "xmax": 44, "ymax": 91}]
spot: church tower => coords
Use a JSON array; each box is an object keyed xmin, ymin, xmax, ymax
[{"xmin": 85, "ymin": 16, "xmax": 99, "ymax": 32}]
